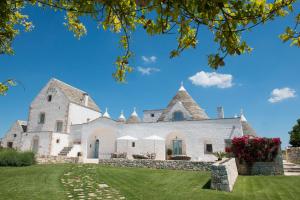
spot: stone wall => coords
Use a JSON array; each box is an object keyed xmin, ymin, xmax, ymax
[
  {"xmin": 36, "ymin": 156, "xmax": 79, "ymax": 164},
  {"xmin": 211, "ymin": 158, "xmax": 238, "ymax": 192},
  {"xmin": 236, "ymin": 151, "xmax": 284, "ymax": 175},
  {"xmin": 98, "ymin": 159, "xmax": 213, "ymax": 171},
  {"xmin": 286, "ymin": 147, "xmax": 300, "ymax": 164}
]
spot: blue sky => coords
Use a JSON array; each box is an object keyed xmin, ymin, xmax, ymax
[{"xmin": 1, "ymin": 5, "xmax": 300, "ymax": 148}]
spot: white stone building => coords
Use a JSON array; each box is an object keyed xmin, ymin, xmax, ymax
[{"xmin": 1, "ymin": 78, "xmax": 256, "ymax": 162}]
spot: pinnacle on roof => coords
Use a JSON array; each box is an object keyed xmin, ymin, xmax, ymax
[
  {"xmin": 240, "ymin": 109, "xmax": 247, "ymax": 122},
  {"xmin": 103, "ymin": 107, "xmax": 111, "ymax": 118},
  {"xmin": 118, "ymin": 110, "xmax": 126, "ymax": 122},
  {"xmin": 178, "ymin": 81, "xmax": 186, "ymax": 91}
]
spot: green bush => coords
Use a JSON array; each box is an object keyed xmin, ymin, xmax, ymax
[{"xmin": 0, "ymin": 149, "xmax": 35, "ymax": 167}]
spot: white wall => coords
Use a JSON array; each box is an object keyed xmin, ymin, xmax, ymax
[
  {"xmin": 27, "ymin": 81, "xmax": 69, "ymax": 133},
  {"xmin": 1, "ymin": 121, "xmax": 25, "ymax": 149},
  {"xmin": 76, "ymin": 117, "xmax": 243, "ymax": 162},
  {"xmin": 50, "ymin": 133, "xmax": 69, "ymax": 156},
  {"xmin": 67, "ymin": 103, "xmax": 100, "ymax": 132},
  {"xmin": 20, "ymin": 132, "xmax": 52, "ymax": 156},
  {"xmin": 143, "ymin": 110, "xmax": 163, "ymax": 122}
]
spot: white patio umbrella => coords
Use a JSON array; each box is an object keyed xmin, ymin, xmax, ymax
[
  {"xmin": 117, "ymin": 135, "xmax": 138, "ymax": 141},
  {"xmin": 117, "ymin": 135, "xmax": 138, "ymax": 154},
  {"xmin": 144, "ymin": 135, "xmax": 164, "ymax": 153}
]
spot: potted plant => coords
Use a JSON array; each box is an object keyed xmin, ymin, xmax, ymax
[
  {"xmin": 166, "ymin": 148, "xmax": 172, "ymax": 160},
  {"xmin": 213, "ymin": 151, "xmax": 227, "ymax": 161}
]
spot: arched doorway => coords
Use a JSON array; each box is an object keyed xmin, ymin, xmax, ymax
[
  {"xmin": 94, "ymin": 139, "xmax": 100, "ymax": 158},
  {"xmin": 166, "ymin": 132, "xmax": 186, "ymax": 156}
]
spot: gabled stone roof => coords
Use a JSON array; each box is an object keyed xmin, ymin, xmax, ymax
[
  {"xmin": 240, "ymin": 112, "xmax": 257, "ymax": 136},
  {"xmin": 49, "ymin": 78, "xmax": 100, "ymax": 112},
  {"xmin": 158, "ymin": 86, "xmax": 209, "ymax": 121}
]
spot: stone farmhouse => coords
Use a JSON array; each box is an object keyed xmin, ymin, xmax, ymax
[{"xmin": 1, "ymin": 78, "xmax": 256, "ymax": 162}]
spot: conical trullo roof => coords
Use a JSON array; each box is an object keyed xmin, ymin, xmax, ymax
[
  {"xmin": 127, "ymin": 107, "xmax": 141, "ymax": 123},
  {"xmin": 103, "ymin": 108, "xmax": 111, "ymax": 118},
  {"xmin": 117, "ymin": 110, "xmax": 126, "ymax": 122},
  {"xmin": 240, "ymin": 110, "xmax": 256, "ymax": 136},
  {"xmin": 158, "ymin": 83, "xmax": 209, "ymax": 121}
]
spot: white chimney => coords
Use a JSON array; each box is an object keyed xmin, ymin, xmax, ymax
[
  {"xmin": 83, "ymin": 93, "xmax": 89, "ymax": 107},
  {"xmin": 217, "ymin": 106, "xmax": 224, "ymax": 119}
]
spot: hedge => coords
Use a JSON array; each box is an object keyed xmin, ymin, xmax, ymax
[{"xmin": 0, "ymin": 148, "xmax": 36, "ymax": 166}]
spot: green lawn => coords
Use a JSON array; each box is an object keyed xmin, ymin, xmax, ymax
[
  {"xmin": 0, "ymin": 164, "xmax": 300, "ymax": 200},
  {"xmin": 0, "ymin": 165, "xmax": 69, "ymax": 200}
]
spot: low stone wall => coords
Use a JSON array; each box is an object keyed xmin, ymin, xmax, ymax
[
  {"xmin": 98, "ymin": 159, "xmax": 213, "ymax": 171},
  {"xmin": 236, "ymin": 152, "xmax": 284, "ymax": 175},
  {"xmin": 286, "ymin": 147, "xmax": 300, "ymax": 164},
  {"xmin": 36, "ymin": 156, "xmax": 79, "ymax": 164},
  {"xmin": 211, "ymin": 158, "xmax": 238, "ymax": 192}
]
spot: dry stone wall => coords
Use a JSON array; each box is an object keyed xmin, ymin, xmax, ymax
[
  {"xmin": 98, "ymin": 159, "xmax": 213, "ymax": 171},
  {"xmin": 36, "ymin": 156, "xmax": 79, "ymax": 164},
  {"xmin": 286, "ymin": 147, "xmax": 300, "ymax": 164},
  {"xmin": 211, "ymin": 158, "xmax": 238, "ymax": 192}
]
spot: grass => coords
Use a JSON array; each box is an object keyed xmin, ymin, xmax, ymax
[
  {"xmin": 0, "ymin": 164, "xmax": 300, "ymax": 200},
  {"xmin": 0, "ymin": 165, "xmax": 69, "ymax": 200},
  {"xmin": 95, "ymin": 166, "xmax": 300, "ymax": 200}
]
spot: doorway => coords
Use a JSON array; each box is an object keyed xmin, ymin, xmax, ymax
[
  {"xmin": 94, "ymin": 139, "xmax": 100, "ymax": 158},
  {"xmin": 32, "ymin": 139, "xmax": 39, "ymax": 154}
]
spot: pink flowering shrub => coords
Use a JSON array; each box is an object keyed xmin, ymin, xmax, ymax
[{"xmin": 226, "ymin": 135, "xmax": 281, "ymax": 164}]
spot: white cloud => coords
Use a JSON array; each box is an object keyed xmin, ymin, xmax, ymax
[
  {"xmin": 137, "ymin": 67, "xmax": 160, "ymax": 75},
  {"xmin": 142, "ymin": 56, "xmax": 157, "ymax": 63},
  {"xmin": 189, "ymin": 71, "xmax": 233, "ymax": 88},
  {"xmin": 268, "ymin": 87, "xmax": 296, "ymax": 103}
]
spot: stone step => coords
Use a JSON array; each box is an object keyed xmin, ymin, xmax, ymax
[
  {"xmin": 284, "ymin": 168, "xmax": 300, "ymax": 172},
  {"xmin": 58, "ymin": 146, "xmax": 73, "ymax": 156},
  {"xmin": 285, "ymin": 172, "xmax": 300, "ymax": 176}
]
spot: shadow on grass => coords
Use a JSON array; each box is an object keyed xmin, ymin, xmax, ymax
[{"xmin": 202, "ymin": 179, "xmax": 211, "ymax": 189}]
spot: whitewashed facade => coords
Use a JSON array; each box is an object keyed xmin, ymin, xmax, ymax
[{"xmin": 1, "ymin": 78, "xmax": 256, "ymax": 162}]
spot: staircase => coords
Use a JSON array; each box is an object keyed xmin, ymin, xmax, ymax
[
  {"xmin": 58, "ymin": 147, "xmax": 73, "ymax": 156},
  {"xmin": 283, "ymin": 160, "xmax": 300, "ymax": 176}
]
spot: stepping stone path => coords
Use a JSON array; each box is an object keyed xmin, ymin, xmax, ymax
[{"xmin": 61, "ymin": 165, "xmax": 126, "ymax": 200}]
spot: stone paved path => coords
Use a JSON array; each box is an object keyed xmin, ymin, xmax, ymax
[{"xmin": 61, "ymin": 165, "xmax": 126, "ymax": 200}]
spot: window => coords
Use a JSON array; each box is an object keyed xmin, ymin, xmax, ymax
[
  {"xmin": 55, "ymin": 121, "xmax": 63, "ymax": 132},
  {"xmin": 205, "ymin": 144, "xmax": 213, "ymax": 154},
  {"xmin": 47, "ymin": 95, "xmax": 52, "ymax": 102},
  {"xmin": 56, "ymin": 139, "xmax": 60, "ymax": 143},
  {"xmin": 132, "ymin": 142, "xmax": 135, "ymax": 147},
  {"xmin": 151, "ymin": 113, "xmax": 155, "ymax": 117},
  {"xmin": 13, "ymin": 134, "xmax": 17, "ymax": 138},
  {"xmin": 39, "ymin": 113, "xmax": 45, "ymax": 124},
  {"xmin": 172, "ymin": 111, "xmax": 184, "ymax": 121}
]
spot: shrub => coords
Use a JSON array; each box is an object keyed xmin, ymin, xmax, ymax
[
  {"xmin": 226, "ymin": 135, "xmax": 281, "ymax": 164},
  {"xmin": 289, "ymin": 119, "xmax": 300, "ymax": 147},
  {"xmin": 0, "ymin": 149, "xmax": 35, "ymax": 167}
]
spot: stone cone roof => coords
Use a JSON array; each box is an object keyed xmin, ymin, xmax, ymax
[
  {"xmin": 158, "ymin": 87, "xmax": 209, "ymax": 121},
  {"xmin": 127, "ymin": 108, "xmax": 140, "ymax": 123},
  {"xmin": 126, "ymin": 115, "xmax": 140, "ymax": 123},
  {"xmin": 241, "ymin": 121, "xmax": 257, "ymax": 136}
]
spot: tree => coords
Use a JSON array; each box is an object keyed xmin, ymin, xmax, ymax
[
  {"xmin": 289, "ymin": 119, "xmax": 300, "ymax": 147},
  {"xmin": 0, "ymin": 0, "xmax": 299, "ymax": 94}
]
